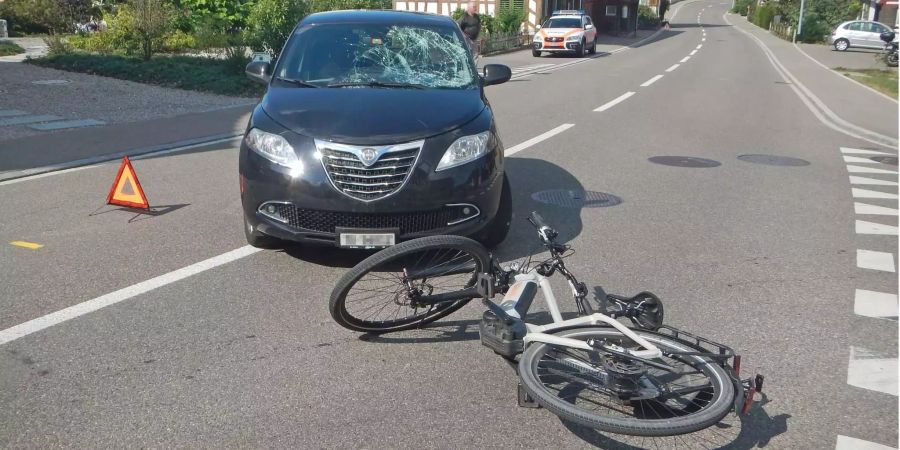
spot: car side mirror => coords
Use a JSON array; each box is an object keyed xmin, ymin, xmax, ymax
[
  {"xmin": 245, "ymin": 61, "xmax": 271, "ymax": 85},
  {"xmin": 536, "ymin": 25, "xmax": 542, "ymax": 29},
  {"xmin": 482, "ymin": 64, "xmax": 511, "ymax": 86},
  {"xmin": 585, "ymin": 24, "xmax": 594, "ymax": 30}
]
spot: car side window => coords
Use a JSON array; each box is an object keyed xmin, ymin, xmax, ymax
[
  {"xmin": 847, "ymin": 22, "xmax": 862, "ymax": 31},
  {"xmin": 586, "ymin": 17, "xmax": 593, "ymax": 27}
]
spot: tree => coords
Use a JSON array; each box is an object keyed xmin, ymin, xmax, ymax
[
  {"xmin": 2, "ymin": 0, "xmax": 94, "ymax": 33},
  {"xmin": 131, "ymin": 0, "xmax": 172, "ymax": 59}
]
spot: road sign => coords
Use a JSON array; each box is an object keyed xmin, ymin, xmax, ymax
[{"xmin": 106, "ymin": 156, "xmax": 149, "ymax": 209}]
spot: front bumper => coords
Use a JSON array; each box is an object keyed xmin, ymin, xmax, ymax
[
  {"xmin": 239, "ymin": 109, "xmax": 505, "ymax": 246},
  {"xmin": 533, "ymin": 41, "xmax": 583, "ymax": 52}
]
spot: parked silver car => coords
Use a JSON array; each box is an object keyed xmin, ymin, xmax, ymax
[{"xmin": 830, "ymin": 20, "xmax": 897, "ymax": 51}]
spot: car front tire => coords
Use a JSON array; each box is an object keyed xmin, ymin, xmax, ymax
[
  {"xmin": 532, "ymin": 49, "xmax": 542, "ymax": 57},
  {"xmin": 834, "ymin": 38, "xmax": 850, "ymax": 51},
  {"xmin": 576, "ymin": 40, "xmax": 585, "ymax": 57}
]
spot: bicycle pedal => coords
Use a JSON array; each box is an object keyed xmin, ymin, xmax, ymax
[{"xmin": 517, "ymin": 383, "xmax": 540, "ymax": 408}]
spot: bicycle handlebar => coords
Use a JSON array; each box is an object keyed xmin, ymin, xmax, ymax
[{"xmin": 528, "ymin": 211, "xmax": 559, "ymax": 245}]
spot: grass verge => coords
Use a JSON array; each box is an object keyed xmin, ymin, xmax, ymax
[
  {"xmin": 0, "ymin": 40, "xmax": 26, "ymax": 56},
  {"xmin": 835, "ymin": 67, "xmax": 899, "ymax": 99},
  {"xmin": 27, "ymin": 53, "xmax": 264, "ymax": 97}
]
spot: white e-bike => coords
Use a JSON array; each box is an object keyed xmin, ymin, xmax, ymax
[{"xmin": 329, "ymin": 212, "xmax": 763, "ymax": 437}]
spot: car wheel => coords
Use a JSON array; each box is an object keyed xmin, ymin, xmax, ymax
[
  {"xmin": 589, "ymin": 37, "xmax": 597, "ymax": 54},
  {"xmin": 244, "ymin": 215, "xmax": 283, "ymax": 249},
  {"xmin": 576, "ymin": 40, "xmax": 585, "ymax": 57},
  {"xmin": 532, "ymin": 49, "xmax": 541, "ymax": 57},
  {"xmin": 834, "ymin": 38, "xmax": 850, "ymax": 51},
  {"xmin": 477, "ymin": 174, "xmax": 512, "ymax": 249}
]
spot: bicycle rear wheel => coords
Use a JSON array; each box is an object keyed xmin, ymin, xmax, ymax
[
  {"xmin": 329, "ymin": 236, "xmax": 490, "ymax": 333},
  {"xmin": 518, "ymin": 327, "xmax": 734, "ymax": 437}
]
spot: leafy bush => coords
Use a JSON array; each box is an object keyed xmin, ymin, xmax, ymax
[
  {"xmin": 452, "ymin": 7, "xmax": 465, "ymax": 21},
  {"xmin": 797, "ymin": 12, "xmax": 830, "ymax": 42},
  {"xmin": 0, "ymin": 0, "xmax": 94, "ymax": 34},
  {"xmin": 752, "ymin": 4, "xmax": 774, "ymax": 29},
  {"xmin": 161, "ymin": 29, "xmax": 198, "ymax": 53},
  {"xmin": 495, "ymin": 6, "xmax": 525, "ymax": 33},
  {"xmin": 242, "ymin": 0, "xmax": 307, "ymax": 57},
  {"xmin": 731, "ymin": 0, "xmax": 753, "ymax": 16},
  {"xmin": 28, "ymin": 52, "xmax": 264, "ymax": 96},
  {"xmin": 43, "ymin": 35, "xmax": 74, "ymax": 56},
  {"xmin": 0, "ymin": 40, "xmax": 26, "ymax": 56},
  {"xmin": 69, "ymin": 6, "xmax": 142, "ymax": 55},
  {"xmin": 638, "ymin": 5, "xmax": 660, "ymax": 28}
]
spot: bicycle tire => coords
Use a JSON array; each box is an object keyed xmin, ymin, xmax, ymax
[
  {"xmin": 329, "ymin": 235, "xmax": 491, "ymax": 333},
  {"xmin": 518, "ymin": 327, "xmax": 734, "ymax": 437}
]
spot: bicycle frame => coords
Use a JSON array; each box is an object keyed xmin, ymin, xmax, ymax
[{"xmin": 494, "ymin": 269, "xmax": 663, "ymax": 359}]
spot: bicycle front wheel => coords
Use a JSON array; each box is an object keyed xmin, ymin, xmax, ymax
[
  {"xmin": 518, "ymin": 327, "xmax": 735, "ymax": 437},
  {"xmin": 329, "ymin": 236, "xmax": 490, "ymax": 333}
]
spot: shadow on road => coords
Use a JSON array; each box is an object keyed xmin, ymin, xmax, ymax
[{"xmin": 561, "ymin": 393, "xmax": 790, "ymax": 449}]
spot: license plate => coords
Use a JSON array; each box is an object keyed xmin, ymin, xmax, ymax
[{"xmin": 339, "ymin": 232, "xmax": 396, "ymax": 249}]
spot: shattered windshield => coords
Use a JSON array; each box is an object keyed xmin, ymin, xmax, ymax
[{"xmin": 276, "ymin": 23, "xmax": 477, "ymax": 89}]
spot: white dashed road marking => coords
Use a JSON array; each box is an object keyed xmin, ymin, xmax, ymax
[
  {"xmin": 854, "ymin": 289, "xmax": 899, "ymax": 319},
  {"xmin": 504, "ymin": 124, "xmax": 575, "ymax": 156},
  {"xmin": 665, "ymin": 64, "xmax": 680, "ymax": 72},
  {"xmin": 857, "ymin": 249, "xmax": 896, "ymax": 272},
  {"xmin": 696, "ymin": 44, "xmax": 703, "ymax": 49},
  {"xmin": 640, "ymin": 75, "xmax": 664, "ymax": 87},
  {"xmin": 849, "ymin": 176, "xmax": 899, "ymax": 186},
  {"xmin": 594, "ymin": 92, "xmax": 635, "ymax": 112},
  {"xmin": 690, "ymin": 49, "xmax": 698, "ymax": 55},
  {"xmin": 680, "ymin": 56, "xmax": 691, "ymax": 63},
  {"xmin": 852, "ymin": 188, "xmax": 899, "ymax": 199},
  {"xmin": 855, "ymin": 202, "xmax": 899, "ymax": 216},
  {"xmin": 847, "ymin": 346, "xmax": 898, "ymax": 396}
]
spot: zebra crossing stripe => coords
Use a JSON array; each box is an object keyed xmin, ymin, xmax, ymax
[
  {"xmin": 841, "ymin": 147, "xmax": 895, "ymax": 155},
  {"xmin": 857, "ymin": 249, "xmax": 896, "ymax": 272},
  {"xmin": 847, "ymin": 165, "xmax": 898, "ymax": 174},
  {"xmin": 836, "ymin": 435, "xmax": 896, "ymax": 450},
  {"xmin": 844, "ymin": 155, "xmax": 882, "ymax": 164},
  {"xmin": 852, "ymin": 188, "xmax": 898, "ymax": 199},
  {"xmin": 856, "ymin": 220, "xmax": 899, "ymax": 235},
  {"xmin": 847, "ymin": 346, "xmax": 898, "ymax": 396},
  {"xmin": 855, "ymin": 202, "xmax": 899, "ymax": 216},
  {"xmin": 854, "ymin": 289, "xmax": 898, "ymax": 319},
  {"xmin": 849, "ymin": 176, "xmax": 898, "ymax": 186}
]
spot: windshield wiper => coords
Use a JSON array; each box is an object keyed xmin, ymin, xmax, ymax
[
  {"xmin": 327, "ymin": 81, "xmax": 426, "ymax": 89},
  {"xmin": 274, "ymin": 77, "xmax": 319, "ymax": 88}
]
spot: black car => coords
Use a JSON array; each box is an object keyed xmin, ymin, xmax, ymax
[{"xmin": 240, "ymin": 10, "xmax": 513, "ymax": 250}]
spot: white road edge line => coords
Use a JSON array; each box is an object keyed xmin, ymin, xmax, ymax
[
  {"xmin": 680, "ymin": 56, "xmax": 691, "ymax": 63},
  {"xmin": 594, "ymin": 92, "xmax": 636, "ymax": 112},
  {"xmin": 0, "ymin": 245, "xmax": 262, "ymax": 346},
  {"xmin": 665, "ymin": 64, "xmax": 680, "ymax": 72},
  {"xmin": 504, "ymin": 123, "xmax": 575, "ymax": 156},
  {"xmin": 723, "ymin": 11, "xmax": 898, "ymax": 149},
  {"xmin": 641, "ymin": 75, "xmax": 664, "ymax": 87}
]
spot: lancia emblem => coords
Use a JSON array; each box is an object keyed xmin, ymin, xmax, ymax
[{"xmin": 360, "ymin": 148, "xmax": 379, "ymax": 166}]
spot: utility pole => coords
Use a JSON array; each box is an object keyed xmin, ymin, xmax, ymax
[{"xmin": 793, "ymin": 0, "xmax": 806, "ymax": 43}]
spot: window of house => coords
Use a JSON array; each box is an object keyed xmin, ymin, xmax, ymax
[{"xmin": 606, "ymin": 5, "xmax": 617, "ymax": 16}]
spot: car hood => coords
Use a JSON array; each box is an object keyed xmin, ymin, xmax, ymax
[
  {"xmin": 262, "ymin": 87, "xmax": 486, "ymax": 146},
  {"xmin": 539, "ymin": 28, "xmax": 583, "ymax": 37}
]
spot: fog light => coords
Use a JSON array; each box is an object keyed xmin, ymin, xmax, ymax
[
  {"xmin": 258, "ymin": 202, "xmax": 290, "ymax": 223},
  {"xmin": 463, "ymin": 207, "xmax": 471, "ymax": 215},
  {"xmin": 266, "ymin": 204, "xmax": 276, "ymax": 214}
]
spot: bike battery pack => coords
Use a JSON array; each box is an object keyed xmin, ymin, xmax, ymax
[
  {"xmin": 498, "ymin": 280, "xmax": 538, "ymax": 319},
  {"xmin": 479, "ymin": 310, "xmax": 526, "ymax": 358}
]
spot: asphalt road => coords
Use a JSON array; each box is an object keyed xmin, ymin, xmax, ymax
[{"xmin": 1, "ymin": 2, "xmax": 898, "ymax": 448}]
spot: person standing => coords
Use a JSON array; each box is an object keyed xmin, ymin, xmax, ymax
[
  {"xmin": 458, "ymin": 4, "xmax": 482, "ymax": 57},
  {"xmin": 659, "ymin": 0, "xmax": 671, "ymax": 30}
]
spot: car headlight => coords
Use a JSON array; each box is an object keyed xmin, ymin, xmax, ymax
[
  {"xmin": 533, "ymin": 35, "xmax": 542, "ymax": 41},
  {"xmin": 436, "ymin": 131, "xmax": 491, "ymax": 171},
  {"xmin": 566, "ymin": 34, "xmax": 583, "ymax": 41},
  {"xmin": 245, "ymin": 128, "xmax": 303, "ymax": 175}
]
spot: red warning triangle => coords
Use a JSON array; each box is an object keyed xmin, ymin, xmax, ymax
[{"xmin": 106, "ymin": 156, "xmax": 149, "ymax": 209}]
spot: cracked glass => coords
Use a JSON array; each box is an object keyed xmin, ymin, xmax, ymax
[{"xmin": 276, "ymin": 22, "xmax": 477, "ymax": 89}]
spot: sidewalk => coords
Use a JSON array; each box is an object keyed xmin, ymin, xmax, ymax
[
  {"xmin": 0, "ymin": 37, "xmax": 47, "ymax": 62},
  {"xmin": 798, "ymin": 43, "xmax": 891, "ymax": 71},
  {"xmin": 729, "ymin": 15, "xmax": 898, "ymax": 141}
]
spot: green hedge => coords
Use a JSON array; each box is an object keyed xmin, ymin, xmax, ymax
[{"xmin": 0, "ymin": 40, "xmax": 26, "ymax": 56}]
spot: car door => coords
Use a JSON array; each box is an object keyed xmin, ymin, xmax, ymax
[
  {"xmin": 584, "ymin": 16, "xmax": 596, "ymax": 42},
  {"xmin": 845, "ymin": 22, "xmax": 865, "ymax": 47},
  {"xmin": 867, "ymin": 22, "xmax": 891, "ymax": 47}
]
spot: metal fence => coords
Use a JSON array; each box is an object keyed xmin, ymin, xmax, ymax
[{"xmin": 479, "ymin": 32, "xmax": 531, "ymax": 55}]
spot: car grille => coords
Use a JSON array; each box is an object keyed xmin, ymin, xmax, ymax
[
  {"xmin": 318, "ymin": 142, "xmax": 421, "ymax": 201},
  {"xmin": 274, "ymin": 205, "xmax": 455, "ymax": 235},
  {"xmin": 546, "ymin": 37, "xmax": 564, "ymax": 42}
]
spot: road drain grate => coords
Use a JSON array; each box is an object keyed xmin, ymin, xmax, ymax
[
  {"xmin": 648, "ymin": 156, "xmax": 721, "ymax": 168},
  {"xmin": 531, "ymin": 190, "xmax": 622, "ymax": 208},
  {"xmin": 870, "ymin": 156, "xmax": 898, "ymax": 166},
  {"xmin": 737, "ymin": 154, "xmax": 810, "ymax": 166}
]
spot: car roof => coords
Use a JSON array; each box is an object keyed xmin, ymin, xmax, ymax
[{"xmin": 300, "ymin": 10, "xmax": 456, "ymax": 27}]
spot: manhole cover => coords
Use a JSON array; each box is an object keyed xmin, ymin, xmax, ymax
[
  {"xmin": 648, "ymin": 156, "xmax": 721, "ymax": 168},
  {"xmin": 870, "ymin": 156, "xmax": 898, "ymax": 166},
  {"xmin": 32, "ymin": 79, "xmax": 70, "ymax": 85},
  {"xmin": 531, "ymin": 190, "xmax": 622, "ymax": 208},
  {"xmin": 737, "ymin": 154, "xmax": 810, "ymax": 166}
]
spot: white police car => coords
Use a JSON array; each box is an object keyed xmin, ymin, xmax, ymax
[{"xmin": 532, "ymin": 10, "xmax": 598, "ymax": 57}]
